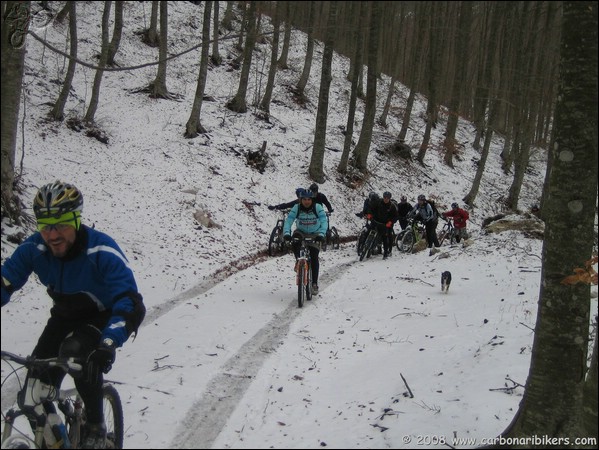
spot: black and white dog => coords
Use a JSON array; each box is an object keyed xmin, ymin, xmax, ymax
[{"xmin": 441, "ymin": 271, "xmax": 452, "ymax": 293}]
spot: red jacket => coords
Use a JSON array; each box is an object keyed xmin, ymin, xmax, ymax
[{"xmin": 442, "ymin": 208, "xmax": 469, "ymax": 229}]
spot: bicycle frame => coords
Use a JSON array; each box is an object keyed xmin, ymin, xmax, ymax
[
  {"xmin": 1, "ymin": 351, "xmax": 124, "ymax": 449},
  {"xmin": 292, "ymin": 234, "xmax": 318, "ymax": 308},
  {"xmin": 1, "ymin": 351, "xmax": 84, "ymax": 449},
  {"xmin": 438, "ymin": 218, "xmax": 456, "ymax": 246},
  {"xmin": 397, "ymin": 218, "xmax": 426, "ymax": 253}
]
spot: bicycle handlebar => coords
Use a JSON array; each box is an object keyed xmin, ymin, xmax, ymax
[{"xmin": 1, "ymin": 350, "xmax": 84, "ymax": 374}]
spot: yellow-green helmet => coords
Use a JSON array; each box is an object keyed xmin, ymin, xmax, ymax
[{"xmin": 33, "ymin": 181, "xmax": 83, "ymax": 219}]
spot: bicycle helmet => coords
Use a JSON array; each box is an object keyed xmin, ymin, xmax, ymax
[
  {"xmin": 451, "ymin": 202, "xmax": 459, "ymax": 209},
  {"xmin": 383, "ymin": 191, "xmax": 392, "ymax": 199},
  {"xmin": 368, "ymin": 192, "xmax": 379, "ymax": 203},
  {"xmin": 400, "ymin": 195, "xmax": 407, "ymax": 202},
  {"xmin": 309, "ymin": 183, "xmax": 319, "ymax": 193},
  {"xmin": 298, "ymin": 188, "xmax": 313, "ymax": 199},
  {"xmin": 417, "ymin": 194, "xmax": 426, "ymax": 201},
  {"xmin": 33, "ymin": 181, "xmax": 83, "ymax": 219}
]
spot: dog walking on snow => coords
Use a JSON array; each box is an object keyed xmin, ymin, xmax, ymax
[{"xmin": 441, "ymin": 271, "xmax": 452, "ymax": 293}]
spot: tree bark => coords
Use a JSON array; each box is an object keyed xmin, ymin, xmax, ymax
[
  {"xmin": 309, "ymin": 1, "xmax": 337, "ymax": 183},
  {"xmin": 184, "ymin": 1, "xmax": 212, "ymax": 138},
  {"xmin": 498, "ymin": 3, "xmax": 598, "ymax": 446},
  {"xmin": 49, "ymin": 1, "xmax": 77, "ymax": 122}
]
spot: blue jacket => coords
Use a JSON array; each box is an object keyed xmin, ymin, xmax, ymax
[
  {"xmin": 1, "ymin": 225, "xmax": 143, "ymax": 347},
  {"xmin": 412, "ymin": 202, "xmax": 435, "ymax": 223},
  {"xmin": 284, "ymin": 202, "xmax": 328, "ymax": 237}
]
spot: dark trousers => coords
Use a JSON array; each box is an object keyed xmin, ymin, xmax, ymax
[
  {"xmin": 29, "ymin": 315, "xmax": 108, "ymax": 423},
  {"xmin": 425, "ymin": 220, "xmax": 440, "ymax": 248},
  {"xmin": 292, "ymin": 242, "xmax": 320, "ymax": 284}
]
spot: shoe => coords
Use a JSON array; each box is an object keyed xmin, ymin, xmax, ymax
[
  {"xmin": 429, "ymin": 248, "xmax": 439, "ymax": 256},
  {"xmin": 312, "ymin": 284, "xmax": 319, "ymax": 295},
  {"xmin": 81, "ymin": 422, "xmax": 106, "ymax": 449},
  {"xmin": 383, "ymin": 252, "xmax": 388, "ymax": 260}
]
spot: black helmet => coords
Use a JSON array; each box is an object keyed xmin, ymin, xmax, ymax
[
  {"xmin": 368, "ymin": 192, "xmax": 379, "ymax": 203},
  {"xmin": 383, "ymin": 191, "xmax": 392, "ymax": 199},
  {"xmin": 417, "ymin": 194, "xmax": 426, "ymax": 201},
  {"xmin": 33, "ymin": 181, "xmax": 83, "ymax": 219},
  {"xmin": 400, "ymin": 195, "xmax": 407, "ymax": 202},
  {"xmin": 309, "ymin": 183, "xmax": 319, "ymax": 193},
  {"xmin": 451, "ymin": 202, "xmax": 459, "ymax": 209}
]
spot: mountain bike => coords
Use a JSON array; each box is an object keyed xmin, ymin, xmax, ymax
[
  {"xmin": 397, "ymin": 216, "xmax": 426, "ymax": 253},
  {"xmin": 321, "ymin": 212, "xmax": 340, "ymax": 251},
  {"xmin": 268, "ymin": 209, "xmax": 291, "ymax": 256},
  {"xmin": 359, "ymin": 219, "xmax": 386, "ymax": 261},
  {"xmin": 292, "ymin": 232, "xmax": 319, "ymax": 308},
  {"xmin": 437, "ymin": 217, "xmax": 457, "ymax": 246},
  {"xmin": 1, "ymin": 351, "xmax": 124, "ymax": 449}
]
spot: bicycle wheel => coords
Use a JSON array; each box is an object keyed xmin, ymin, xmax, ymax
[
  {"xmin": 360, "ymin": 231, "xmax": 377, "ymax": 261},
  {"xmin": 400, "ymin": 231, "xmax": 415, "ymax": 253},
  {"xmin": 297, "ymin": 263, "xmax": 306, "ymax": 308},
  {"xmin": 330, "ymin": 227, "xmax": 340, "ymax": 249},
  {"xmin": 102, "ymin": 385, "xmax": 124, "ymax": 449},
  {"xmin": 357, "ymin": 230, "xmax": 367, "ymax": 255},
  {"xmin": 268, "ymin": 227, "xmax": 282, "ymax": 256},
  {"xmin": 306, "ymin": 261, "xmax": 313, "ymax": 301},
  {"xmin": 438, "ymin": 229, "xmax": 448, "ymax": 246}
]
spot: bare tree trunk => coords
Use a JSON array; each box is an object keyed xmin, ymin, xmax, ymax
[
  {"xmin": 1, "ymin": 1, "xmax": 30, "ymax": 221},
  {"xmin": 210, "ymin": 0, "xmax": 222, "ymax": 65},
  {"xmin": 149, "ymin": 1, "xmax": 171, "ymax": 99},
  {"xmin": 443, "ymin": 1, "xmax": 472, "ymax": 168},
  {"xmin": 352, "ymin": 1, "xmax": 382, "ymax": 173},
  {"xmin": 49, "ymin": 1, "xmax": 77, "ymax": 122},
  {"xmin": 226, "ymin": 1, "xmax": 257, "ymax": 113},
  {"xmin": 498, "ymin": 3, "xmax": 597, "ymax": 446},
  {"xmin": 184, "ymin": 1, "xmax": 212, "ymax": 138},
  {"xmin": 295, "ymin": 0, "xmax": 315, "ymax": 99},
  {"xmin": 277, "ymin": 2, "xmax": 291, "ymax": 70},
  {"xmin": 106, "ymin": 0, "xmax": 123, "ymax": 66},
  {"xmin": 84, "ymin": 1, "xmax": 112, "ymax": 123},
  {"xmin": 337, "ymin": 1, "xmax": 365, "ymax": 175},
  {"xmin": 259, "ymin": 2, "xmax": 280, "ymax": 116},
  {"xmin": 309, "ymin": 1, "xmax": 337, "ymax": 183},
  {"xmin": 142, "ymin": 1, "xmax": 159, "ymax": 47},
  {"xmin": 222, "ymin": 0, "xmax": 234, "ymax": 31}
]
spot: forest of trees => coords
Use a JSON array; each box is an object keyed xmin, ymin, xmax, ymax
[{"xmin": 1, "ymin": 2, "xmax": 597, "ymax": 446}]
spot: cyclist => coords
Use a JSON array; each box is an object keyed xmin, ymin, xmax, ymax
[
  {"xmin": 396, "ymin": 195, "xmax": 413, "ymax": 231},
  {"xmin": 268, "ymin": 187, "xmax": 303, "ymax": 210},
  {"xmin": 309, "ymin": 183, "xmax": 334, "ymax": 214},
  {"xmin": 441, "ymin": 202, "xmax": 470, "ymax": 243},
  {"xmin": 356, "ymin": 191, "xmax": 379, "ymax": 218},
  {"xmin": 1, "ymin": 181, "xmax": 145, "ymax": 449},
  {"xmin": 283, "ymin": 188, "xmax": 328, "ymax": 295},
  {"xmin": 412, "ymin": 194, "xmax": 440, "ymax": 256},
  {"xmin": 365, "ymin": 191, "xmax": 398, "ymax": 259}
]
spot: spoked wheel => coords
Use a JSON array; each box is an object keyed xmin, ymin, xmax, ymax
[
  {"xmin": 268, "ymin": 227, "xmax": 283, "ymax": 256},
  {"xmin": 297, "ymin": 263, "xmax": 306, "ymax": 308},
  {"xmin": 102, "ymin": 385, "xmax": 124, "ymax": 449},
  {"xmin": 360, "ymin": 231, "xmax": 377, "ymax": 261},
  {"xmin": 306, "ymin": 262, "xmax": 313, "ymax": 301},
  {"xmin": 357, "ymin": 230, "xmax": 367, "ymax": 255},
  {"xmin": 399, "ymin": 231, "xmax": 415, "ymax": 253}
]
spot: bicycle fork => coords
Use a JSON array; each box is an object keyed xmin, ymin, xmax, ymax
[{"xmin": 295, "ymin": 258, "xmax": 309, "ymax": 286}]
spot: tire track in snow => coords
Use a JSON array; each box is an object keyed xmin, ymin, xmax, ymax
[{"xmin": 167, "ymin": 248, "xmax": 359, "ymax": 448}]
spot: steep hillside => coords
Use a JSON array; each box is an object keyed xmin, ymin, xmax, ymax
[{"xmin": 2, "ymin": 1, "xmax": 544, "ymax": 308}]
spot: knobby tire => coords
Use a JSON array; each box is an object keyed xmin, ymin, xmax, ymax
[
  {"xmin": 102, "ymin": 384, "xmax": 124, "ymax": 449},
  {"xmin": 297, "ymin": 263, "xmax": 306, "ymax": 308}
]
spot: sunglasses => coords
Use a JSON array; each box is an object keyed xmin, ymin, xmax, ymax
[{"xmin": 37, "ymin": 219, "xmax": 77, "ymax": 233}]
